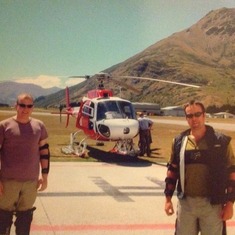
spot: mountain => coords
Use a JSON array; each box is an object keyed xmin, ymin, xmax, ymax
[
  {"xmin": 36, "ymin": 7, "xmax": 235, "ymax": 108},
  {"xmin": 0, "ymin": 82, "xmax": 61, "ymax": 106},
  {"xmin": 110, "ymin": 7, "xmax": 235, "ymax": 107}
]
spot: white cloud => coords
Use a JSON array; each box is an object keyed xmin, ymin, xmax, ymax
[
  {"xmin": 15, "ymin": 75, "xmax": 62, "ymax": 88},
  {"xmin": 64, "ymin": 77, "xmax": 86, "ymax": 87},
  {"xmin": 14, "ymin": 75, "xmax": 86, "ymax": 89}
]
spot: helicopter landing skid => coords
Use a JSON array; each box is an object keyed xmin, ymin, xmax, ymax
[
  {"xmin": 61, "ymin": 131, "xmax": 87, "ymax": 157},
  {"xmin": 111, "ymin": 139, "xmax": 139, "ymax": 157}
]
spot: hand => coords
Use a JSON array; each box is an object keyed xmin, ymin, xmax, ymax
[
  {"xmin": 37, "ymin": 177, "xmax": 48, "ymax": 191},
  {"xmin": 0, "ymin": 181, "xmax": 3, "ymax": 196},
  {"xmin": 221, "ymin": 202, "xmax": 234, "ymax": 221},
  {"xmin": 165, "ymin": 200, "xmax": 174, "ymax": 216}
]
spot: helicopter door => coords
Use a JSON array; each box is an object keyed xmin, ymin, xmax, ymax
[{"xmin": 79, "ymin": 101, "xmax": 95, "ymax": 135}]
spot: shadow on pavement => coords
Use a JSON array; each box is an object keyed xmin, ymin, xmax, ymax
[{"xmin": 87, "ymin": 145, "xmax": 160, "ymax": 167}]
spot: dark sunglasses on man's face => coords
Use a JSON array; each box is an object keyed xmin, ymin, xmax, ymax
[
  {"xmin": 186, "ymin": 112, "xmax": 203, "ymax": 119},
  {"xmin": 17, "ymin": 103, "xmax": 34, "ymax": 108}
]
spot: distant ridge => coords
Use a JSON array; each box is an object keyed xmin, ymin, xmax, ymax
[{"xmin": 0, "ymin": 81, "xmax": 61, "ymax": 105}]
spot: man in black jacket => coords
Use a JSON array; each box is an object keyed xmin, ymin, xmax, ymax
[{"xmin": 164, "ymin": 100, "xmax": 235, "ymax": 235}]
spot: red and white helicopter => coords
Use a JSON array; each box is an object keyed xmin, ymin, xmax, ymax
[{"xmin": 60, "ymin": 72, "xmax": 200, "ymax": 157}]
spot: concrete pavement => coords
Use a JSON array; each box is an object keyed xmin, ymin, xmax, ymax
[{"xmin": 10, "ymin": 162, "xmax": 235, "ymax": 235}]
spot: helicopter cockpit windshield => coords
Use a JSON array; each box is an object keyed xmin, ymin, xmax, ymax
[{"xmin": 97, "ymin": 100, "xmax": 136, "ymax": 120}]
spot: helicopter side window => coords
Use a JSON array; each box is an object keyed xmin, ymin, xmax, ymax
[{"xmin": 82, "ymin": 104, "xmax": 94, "ymax": 118}]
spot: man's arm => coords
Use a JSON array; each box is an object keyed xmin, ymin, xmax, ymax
[
  {"xmin": 0, "ymin": 144, "xmax": 3, "ymax": 196},
  {"xmin": 222, "ymin": 170, "xmax": 235, "ymax": 220},
  {"xmin": 164, "ymin": 139, "xmax": 179, "ymax": 216},
  {"xmin": 38, "ymin": 139, "xmax": 50, "ymax": 191},
  {"xmin": 222, "ymin": 143, "xmax": 235, "ymax": 220},
  {"xmin": 164, "ymin": 163, "xmax": 178, "ymax": 216}
]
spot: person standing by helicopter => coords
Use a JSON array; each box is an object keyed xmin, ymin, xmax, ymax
[
  {"xmin": 0, "ymin": 93, "xmax": 50, "ymax": 235},
  {"xmin": 164, "ymin": 100, "xmax": 235, "ymax": 235},
  {"xmin": 138, "ymin": 112, "xmax": 153, "ymax": 157}
]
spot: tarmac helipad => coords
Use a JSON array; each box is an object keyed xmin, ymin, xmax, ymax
[{"xmin": 10, "ymin": 162, "xmax": 235, "ymax": 235}]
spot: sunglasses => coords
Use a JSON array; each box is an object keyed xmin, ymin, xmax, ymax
[
  {"xmin": 17, "ymin": 103, "xmax": 34, "ymax": 108},
  {"xmin": 186, "ymin": 112, "xmax": 203, "ymax": 119}
]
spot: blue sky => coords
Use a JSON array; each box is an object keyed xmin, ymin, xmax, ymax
[{"xmin": 0, "ymin": 0, "xmax": 234, "ymax": 88}]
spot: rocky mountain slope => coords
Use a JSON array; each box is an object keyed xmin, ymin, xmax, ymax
[
  {"xmin": 36, "ymin": 7, "xmax": 235, "ymax": 108},
  {"xmin": 110, "ymin": 7, "xmax": 235, "ymax": 107}
]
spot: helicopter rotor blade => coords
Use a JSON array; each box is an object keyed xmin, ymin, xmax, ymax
[
  {"xmin": 111, "ymin": 77, "xmax": 140, "ymax": 93},
  {"xmin": 68, "ymin": 75, "xmax": 91, "ymax": 79},
  {"xmin": 120, "ymin": 76, "xmax": 200, "ymax": 88}
]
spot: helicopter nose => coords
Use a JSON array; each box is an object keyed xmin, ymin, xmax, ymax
[
  {"xmin": 97, "ymin": 119, "xmax": 139, "ymax": 140},
  {"xmin": 123, "ymin": 127, "xmax": 130, "ymax": 134}
]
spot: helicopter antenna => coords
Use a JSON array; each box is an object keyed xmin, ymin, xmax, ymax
[
  {"xmin": 59, "ymin": 104, "xmax": 63, "ymax": 123},
  {"xmin": 97, "ymin": 79, "xmax": 105, "ymax": 89},
  {"xmin": 119, "ymin": 86, "xmax": 122, "ymax": 97}
]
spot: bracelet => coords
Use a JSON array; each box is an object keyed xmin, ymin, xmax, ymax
[{"xmin": 41, "ymin": 168, "xmax": 49, "ymax": 174}]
